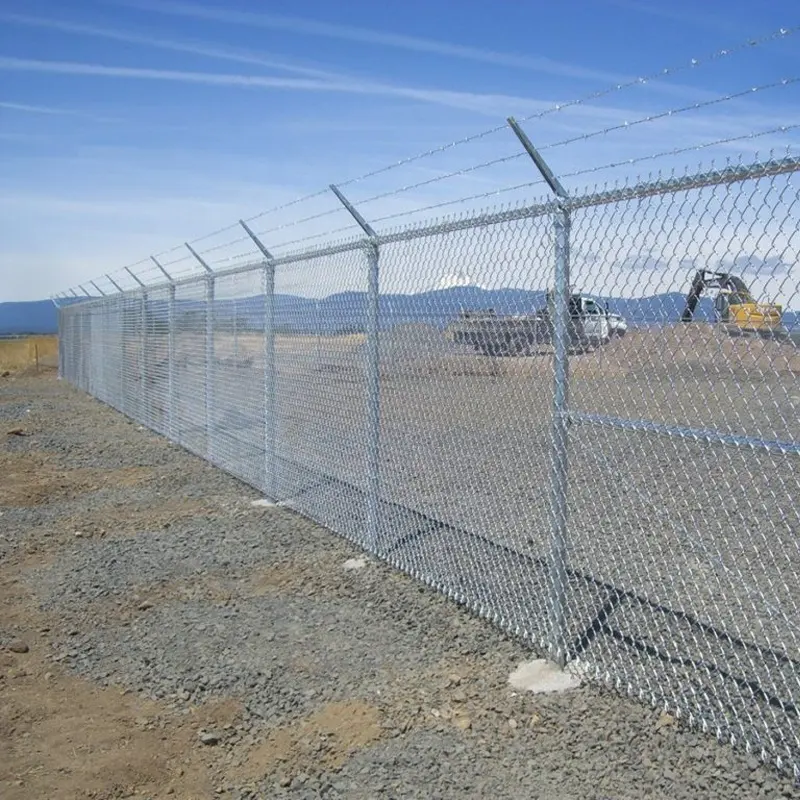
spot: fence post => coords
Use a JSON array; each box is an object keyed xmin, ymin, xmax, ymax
[
  {"xmin": 315, "ymin": 299, "xmax": 322, "ymax": 369},
  {"xmin": 233, "ymin": 298, "xmax": 238, "ymax": 365},
  {"xmin": 116, "ymin": 295, "xmax": 125, "ymax": 414},
  {"xmin": 168, "ymin": 283, "xmax": 177, "ymax": 439},
  {"xmin": 239, "ymin": 220, "xmax": 277, "ymax": 499},
  {"xmin": 329, "ymin": 185, "xmax": 381, "ymax": 553},
  {"xmin": 124, "ymin": 267, "xmax": 147, "ymax": 420},
  {"xmin": 140, "ymin": 288, "xmax": 147, "ymax": 422},
  {"xmin": 87, "ymin": 283, "xmax": 106, "ymax": 400},
  {"xmin": 78, "ymin": 286, "xmax": 92, "ymax": 392},
  {"xmin": 56, "ymin": 305, "xmax": 64, "ymax": 380},
  {"xmin": 185, "ymin": 243, "xmax": 216, "ymax": 461},
  {"xmin": 508, "ymin": 117, "xmax": 572, "ymax": 666},
  {"xmin": 550, "ymin": 204, "xmax": 571, "ymax": 666},
  {"xmin": 151, "ymin": 257, "xmax": 176, "ymax": 439},
  {"xmin": 206, "ymin": 276, "xmax": 214, "ymax": 458},
  {"xmin": 264, "ymin": 261, "xmax": 276, "ymax": 497}
]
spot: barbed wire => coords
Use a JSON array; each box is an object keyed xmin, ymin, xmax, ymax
[
  {"xmin": 369, "ymin": 178, "xmax": 547, "ymax": 226},
  {"xmin": 198, "ymin": 233, "xmax": 254, "ymax": 256},
  {"xmin": 159, "ymin": 253, "xmax": 196, "ymax": 270},
  {"xmin": 185, "ymin": 220, "xmax": 244, "ymax": 247},
  {"xmin": 326, "ymin": 66, "xmax": 800, "ymax": 216},
  {"xmin": 537, "ymin": 75, "xmax": 799, "ymax": 156},
  {"xmin": 242, "ymin": 187, "xmax": 332, "ymax": 224},
  {"xmin": 322, "ymin": 24, "xmax": 799, "ymax": 196},
  {"xmin": 206, "ymin": 248, "xmax": 264, "ymax": 268},
  {"xmin": 296, "ymin": 115, "xmax": 800, "ymax": 231},
  {"xmin": 353, "ymin": 151, "xmax": 526, "ymax": 209},
  {"xmin": 152, "ymin": 24, "xmax": 800, "ymax": 251},
  {"xmin": 253, "ymin": 205, "xmax": 347, "ymax": 240},
  {"xmin": 58, "ymin": 23, "xmax": 797, "ymax": 296},
  {"xmin": 518, "ymin": 25, "xmax": 797, "ymax": 126},
  {"xmin": 269, "ymin": 222, "xmax": 362, "ymax": 254},
  {"xmin": 560, "ymin": 123, "xmax": 800, "ymax": 185},
  {"xmin": 151, "ymin": 241, "xmax": 188, "ymax": 260}
]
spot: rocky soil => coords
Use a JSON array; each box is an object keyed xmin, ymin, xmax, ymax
[{"xmin": 1, "ymin": 367, "xmax": 798, "ymax": 799}]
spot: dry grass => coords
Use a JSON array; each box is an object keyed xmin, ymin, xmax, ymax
[{"xmin": 0, "ymin": 336, "xmax": 58, "ymax": 372}]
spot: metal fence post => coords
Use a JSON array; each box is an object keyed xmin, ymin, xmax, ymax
[
  {"xmin": 233, "ymin": 298, "xmax": 239, "ymax": 365},
  {"xmin": 366, "ymin": 242, "xmax": 381, "ymax": 550},
  {"xmin": 57, "ymin": 306, "xmax": 64, "ymax": 380},
  {"xmin": 151, "ymin": 256, "xmax": 176, "ymax": 440},
  {"xmin": 78, "ymin": 286, "xmax": 92, "ymax": 392},
  {"xmin": 205, "ymin": 275, "xmax": 215, "ymax": 459},
  {"xmin": 330, "ymin": 185, "xmax": 382, "ymax": 553},
  {"xmin": 315, "ymin": 299, "xmax": 322, "ymax": 368},
  {"xmin": 140, "ymin": 288, "xmax": 147, "ymax": 422},
  {"xmin": 264, "ymin": 261, "xmax": 276, "ymax": 497},
  {"xmin": 550, "ymin": 204, "xmax": 571, "ymax": 665},
  {"xmin": 116, "ymin": 295, "xmax": 125, "ymax": 415},
  {"xmin": 239, "ymin": 220, "xmax": 277, "ymax": 499},
  {"xmin": 168, "ymin": 283, "xmax": 177, "ymax": 439},
  {"xmin": 508, "ymin": 117, "xmax": 572, "ymax": 666},
  {"xmin": 124, "ymin": 267, "xmax": 147, "ymax": 420},
  {"xmin": 185, "ymin": 243, "xmax": 216, "ymax": 462},
  {"xmin": 99, "ymin": 277, "xmax": 119, "ymax": 408}
]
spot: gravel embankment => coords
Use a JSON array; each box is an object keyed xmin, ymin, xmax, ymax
[{"xmin": 2, "ymin": 369, "xmax": 799, "ymax": 799}]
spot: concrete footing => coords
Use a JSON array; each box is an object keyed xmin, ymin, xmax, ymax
[{"xmin": 508, "ymin": 659, "xmax": 582, "ymax": 694}]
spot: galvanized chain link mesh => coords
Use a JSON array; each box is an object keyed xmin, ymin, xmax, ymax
[{"xmin": 58, "ymin": 156, "xmax": 800, "ymax": 778}]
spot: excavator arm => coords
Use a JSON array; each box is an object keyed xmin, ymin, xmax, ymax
[
  {"xmin": 680, "ymin": 270, "xmax": 709, "ymax": 322},
  {"xmin": 681, "ymin": 270, "xmax": 756, "ymax": 321},
  {"xmin": 680, "ymin": 268, "xmax": 784, "ymax": 337}
]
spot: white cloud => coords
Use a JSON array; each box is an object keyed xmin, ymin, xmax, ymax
[
  {"xmin": 0, "ymin": 55, "xmax": 556, "ymax": 118},
  {"xmin": 606, "ymin": 0, "xmax": 751, "ymax": 36},
  {"xmin": 0, "ymin": 13, "xmax": 345, "ymax": 82},
  {"xmin": 112, "ymin": 0, "xmax": 629, "ymax": 84},
  {"xmin": 1, "ymin": 100, "xmax": 83, "ymax": 115}
]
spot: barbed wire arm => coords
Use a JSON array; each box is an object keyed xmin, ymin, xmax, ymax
[
  {"xmin": 239, "ymin": 219, "xmax": 275, "ymax": 262},
  {"xmin": 105, "ymin": 274, "xmax": 124, "ymax": 293},
  {"xmin": 185, "ymin": 242, "xmax": 214, "ymax": 273},
  {"xmin": 124, "ymin": 266, "xmax": 146, "ymax": 288},
  {"xmin": 150, "ymin": 255, "xmax": 174, "ymax": 283},
  {"xmin": 508, "ymin": 117, "xmax": 569, "ymax": 200}
]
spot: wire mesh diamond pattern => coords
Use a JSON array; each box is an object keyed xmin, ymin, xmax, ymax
[{"xmin": 57, "ymin": 154, "xmax": 800, "ymax": 778}]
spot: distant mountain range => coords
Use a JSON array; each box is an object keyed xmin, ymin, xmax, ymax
[{"xmin": 1, "ymin": 288, "xmax": 795, "ymax": 336}]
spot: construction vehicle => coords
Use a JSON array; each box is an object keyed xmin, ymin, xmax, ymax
[
  {"xmin": 680, "ymin": 269, "xmax": 786, "ymax": 338},
  {"xmin": 447, "ymin": 292, "xmax": 626, "ymax": 356}
]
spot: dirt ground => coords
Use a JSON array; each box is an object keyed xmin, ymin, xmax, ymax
[
  {"xmin": 2, "ymin": 366, "xmax": 799, "ymax": 800},
  {"xmin": 0, "ymin": 370, "xmax": 223, "ymax": 799}
]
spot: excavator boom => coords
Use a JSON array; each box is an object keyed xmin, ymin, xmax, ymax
[{"xmin": 680, "ymin": 269, "xmax": 785, "ymax": 338}]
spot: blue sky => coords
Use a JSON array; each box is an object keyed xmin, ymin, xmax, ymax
[{"xmin": 0, "ymin": 0, "xmax": 798, "ymax": 301}]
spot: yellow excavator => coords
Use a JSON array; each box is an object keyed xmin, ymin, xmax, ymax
[{"xmin": 680, "ymin": 269, "xmax": 786, "ymax": 338}]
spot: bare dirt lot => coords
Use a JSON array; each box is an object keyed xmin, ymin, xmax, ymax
[{"xmin": 3, "ymin": 367, "xmax": 799, "ymax": 799}]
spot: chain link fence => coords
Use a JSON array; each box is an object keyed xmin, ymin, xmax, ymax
[{"xmin": 57, "ymin": 151, "xmax": 800, "ymax": 778}]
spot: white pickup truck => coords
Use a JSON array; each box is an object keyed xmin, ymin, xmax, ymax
[
  {"xmin": 448, "ymin": 293, "xmax": 628, "ymax": 356},
  {"xmin": 572, "ymin": 295, "xmax": 628, "ymax": 345}
]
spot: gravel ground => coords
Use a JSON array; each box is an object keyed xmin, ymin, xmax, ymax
[
  {"xmin": 122, "ymin": 323, "xmax": 800, "ymax": 768},
  {"xmin": 2, "ymin": 368, "xmax": 799, "ymax": 799}
]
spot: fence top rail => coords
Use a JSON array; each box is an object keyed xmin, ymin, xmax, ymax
[{"xmin": 59, "ymin": 152, "xmax": 800, "ymax": 306}]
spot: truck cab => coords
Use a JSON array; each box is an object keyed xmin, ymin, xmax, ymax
[{"xmin": 568, "ymin": 295, "xmax": 611, "ymax": 346}]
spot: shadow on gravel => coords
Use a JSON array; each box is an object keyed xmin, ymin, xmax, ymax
[{"xmin": 273, "ymin": 452, "xmax": 800, "ymax": 775}]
